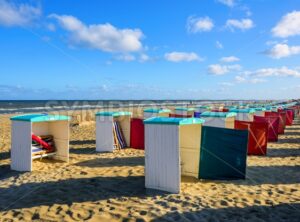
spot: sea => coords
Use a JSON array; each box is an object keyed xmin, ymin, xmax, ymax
[{"xmin": 0, "ymin": 100, "xmax": 259, "ymax": 114}]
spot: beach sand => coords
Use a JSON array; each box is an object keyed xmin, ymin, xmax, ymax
[{"xmin": 0, "ymin": 112, "xmax": 300, "ymax": 221}]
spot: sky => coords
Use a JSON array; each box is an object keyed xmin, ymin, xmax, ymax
[{"xmin": 0, "ymin": 0, "xmax": 300, "ymax": 100}]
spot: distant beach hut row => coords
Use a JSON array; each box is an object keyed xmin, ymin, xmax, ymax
[{"xmin": 8, "ymin": 101, "xmax": 300, "ymax": 193}]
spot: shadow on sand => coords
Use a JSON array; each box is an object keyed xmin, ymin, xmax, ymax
[
  {"xmin": 267, "ymin": 148, "xmax": 300, "ymax": 158},
  {"xmin": 70, "ymin": 140, "xmax": 96, "ymax": 146},
  {"xmin": 0, "ymin": 175, "xmax": 166, "ymax": 212},
  {"xmin": 151, "ymin": 203, "xmax": 300, "ymax": 222},
  {"xmin": 75, "ymin": 156, "xmax": 144, "ymax": 168},
  {"xmin": 0, "ymin": 151, "xmax": 10, "ymax": 161}
]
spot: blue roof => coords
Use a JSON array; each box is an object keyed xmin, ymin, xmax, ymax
[
  {"xmin": 229, "ymin": 108, "xmax": 256, "ymax": 113},
  {"xmin": 10, "ymin": 114, "xmax": 71, "ymax": 122},
  {"xmin": 95, "ymin": 111, "xmax": 132, "ymax": 117},
  {"xmin": 175, "ymin": 107, "xmax": 195, "ymax": 111},
  {"xmin": 144, "ymin": 117, "xmax": 205, "ymax": 125},
  {"xmin": 200, "ymin": 111, "xmax": 237, "ymax": 118},
  {"xmin": 143, "ymin": 108, "xmax": 171, "ymax": 113}
]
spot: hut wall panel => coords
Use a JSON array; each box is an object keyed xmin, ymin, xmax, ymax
[
  {"xmin": 49, "ymin": 121, "xmax": 69, "ymax": 161},
  {"xmin": 225, "ymin": 117, "xmax": 235, "ymax": 129},
  {"xmin": 11, "ymin": 121, "xmax": 32, "ymax": 171},
  {"xmin": 179, "ymin": 124, "xmax": 201, "ymax": 178},
  {"xmin": 202, "ymin": 117, "xmax": 226, "ymax": 128},
  {"xmin": 145, "ymin": 124, "xmax": 180, "ymax": 193},
  {"xmin": 118, "ymin": 116, "xmax": 131, "ymax": 147},
  {"xmin": 96, "ymin": 116, "xmax": 114, "ymax": 152}
]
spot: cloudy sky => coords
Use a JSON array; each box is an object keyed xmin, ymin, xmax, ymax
[{"xmin": 0, "ymin": 0, "xmax": 300, "ymax": 100}]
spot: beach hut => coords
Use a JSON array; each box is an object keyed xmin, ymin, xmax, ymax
[
  {"xmin": 199, "ymin": 126, "xmax": 248, "ymax": 180},
  {"xmin": 174, "ymin": 107, "xmax": 195, "ymax": 116},
  {"xmin": 229, "ymin": 108, "xmax": 256, "ymax": 121},
  {"xmin": 253, "ymin": 107, "xmax": 266, "ymax": 117},
  {"xmin": 143, "ymin": 108, "xmax": 171, "ymax": 119},
  {"xmin": 10, "ymin": 114, "xmax": 70, "ymax": 172},
  {"xmin": 195, "ymin": 105, "xmax": 212, "ymax": 113},
  {"xmin": 95, "ymin": 111, "xmax": 131, "ymax": 152},
  {"xmin": 234, "ymin": 120, "xmax": 268, "ymax": 155},
  {"xmin": 254, "ymin": 116, "xmax": 279, "ymax": 142},
  {"xmin": 200, "ymin": 112, "xmax": 236, "ymax": 129},
  {"xmin": 265, "ymin": 111, "xmax": 286, "ymax": 134},
  {"xmin": 144, "ymin": 117, "xmax": 204, "ymax": 193},
  {"xmin": 285, "ymin": 109, "xmax": 294, "ymax": 126},
  {"xmin": 129, "ymin": 108, "xmax": 171, "ymax": 150}
]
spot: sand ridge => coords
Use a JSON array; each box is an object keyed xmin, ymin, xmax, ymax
[{"xmin": 0, "ymin": 113, "xmax": 300, "ymax": 221}]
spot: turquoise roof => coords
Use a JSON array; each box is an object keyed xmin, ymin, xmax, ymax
[
  {"xmin": 224, "ymin": 105, "xmax": 237, "ymax": 109},
  {"xmin": 253, "ymin": 107, "xmax": 266, "ymax": 111},
  {"xmin": 144, "ymin": 117, "xmax": 205, "ymax": 125},
  {"xmin": 200, "ymin": 111, "xmax": 237, "ymax": 118},
  {"xmin": 95, "ymin": 111, "xmax": 132, "ymax": 117},
  {"xmin": 229, "ymin": 108, "xmax": 256, "ymax": 113},
  {"xmin": 196, "ymin": 106, "xmax": 211, "ymax": 109},
  {"xmin": 143, "ymin": 108, "xmax": 171, "ymax": 113},
  {"xmin": 10, "ymin": 114, "xmax": 70, "ymax": 122},
  {"xmin": 175, "ymin": 107, "xmax": 195, "ymax": 111}
]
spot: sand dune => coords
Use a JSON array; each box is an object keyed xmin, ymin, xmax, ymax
[{"xmin": 0, "ymin": 114, "xmax": 299, "ymax": 221}]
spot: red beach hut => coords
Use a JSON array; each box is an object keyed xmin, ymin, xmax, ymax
[
  {"xmin": 235, "ymin": 120, "xmax": 268, "ymax": 155},
  {"xmin": 285, "ymin": 109, "xmax": 294, "ymax": 126},
  {"xmin": 254, "ymin": 116, "xmax": 279, "ymax": 142},
  {"xmin": 265, "ymin": 111, "xmax": 286, "ymax": 134}
]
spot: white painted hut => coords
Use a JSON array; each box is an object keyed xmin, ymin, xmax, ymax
[
  {"xmin": 174, "ymin": 107, "xmax": 195, "ymax": 116},
  {"xmin": 200, "ymin": 112, "xmax": 236, "ymax": 129},
  {"xmin": 144, "ymin": 117, "xmax": 205, "ymax": 193},
  {"xmin": 95, "ymin": 111, "xmax": 132, "ymax": 152},
  {"xmin": 229, "ymin": 108, "xmax": 256, "ymax": 121},
  {"xmin": 143, "ymin": 108, "xmax": 171, "ymax": 119},
  {"xmin": 10, "ymin": 114, "xmax": 70, "ymax": 172}
]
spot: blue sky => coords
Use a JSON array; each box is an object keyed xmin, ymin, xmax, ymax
[{"xmin": 0, "ymin": 0, "xmax": 300, "ymax": 100}]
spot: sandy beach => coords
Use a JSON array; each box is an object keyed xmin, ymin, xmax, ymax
[{"xmin": 0, "ymin": 112, "xmax": 300, "ymax": 222}]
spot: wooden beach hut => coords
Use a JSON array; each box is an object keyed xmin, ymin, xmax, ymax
[
  {"xmin": 200, "ymin": 111, "xmax": 236, "ymax": 129},
  {"xmin": 144, "ymin": 117, "xmax": 204, "ymax": 193},
  {"xmin": 229, "ymin": 108, "xmax": 256, "ymax": 121},
  {"xmin": 253, "ymin": 107, "xmax": 266, "ymax": 117},
  {"xmin": 10, "ymin": 114, "xmax": 70, "ymax": 172},
  {"xmin": 235, "ymin": 120, "xmax": 268, "ymax": 155},
  {"xmin": 129, "ymin": 108, "xmax": 171, "ymax": 150},
  {"xmin": 254, "ymin": 115, "xmax": 280, "ymax": 142},
  {"xmin": 174, "ymin": 107, "xmax": 195, "ymax": 116},
  {"xmin": 143, "ymin": 108, "xmax": 171, "ymax": 119},
  {"xmin": 95, "ymin": 111, "xmax": 131, "ymax": 152}
]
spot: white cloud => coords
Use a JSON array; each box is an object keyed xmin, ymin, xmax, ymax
[
  {"xmin": 225, "ymin": 18, "xmax": 254, "ymax": 31},
  {"xmin": 0, "ymin": 0, "xmax": 41, "ymax": 27},
  {"xmin": 245, "ymin": 66, "xmax": 300, "ymax": 78},
  {"xmin": 235, "ymin": 75, "xmax": 246, "ymax": 83},
  {"xmin": 139, "ymin": 53, "xmax": 150, "ymax": 62},
  {"xmin": 220, "ymin": 56, "xmax": 240, "ymax": 63},
  {"xmin": 217, "ymin": 0, "xmax": 235, "ymax": 7},
  {"xmin": 272, "ymin": 11, "xmax": 300, "ymax": 38},
  {"xmin": 165, "ymin": 52, "xmax": 203, "ymax": 62},
  {"xmin": 219, "ymin": 82, "xmax": 234, "ymax": 87},
  {"xmin": 187, "ymin": 16, "xmax": 214, "ymax": 33},
  {"xmin": 234, "ymin": 75, "xmax": 266, "ymax": 84},
  {"xmin": 46, "ymin": 23, "xmax": 56, "ymax": 31},
  {"xmin": 115, "ymin": 54, "xmax": 136, "ymax": 62},
  {"xmin": 265, "ymin": 43, "xmax": 300, "ymax": 59},
  {"xmin": 216, "ymin": 41, "xmax": 223, "ymax": 49},
  {"xmin": 50, "ymin": 14, "xmax": 144, "ymax": 53},
  {"xmin": 208, "ymin": 64, "xmax": 241, "ymax": 75}
]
